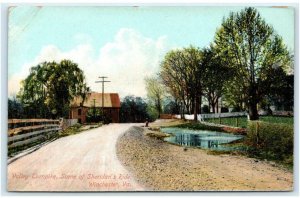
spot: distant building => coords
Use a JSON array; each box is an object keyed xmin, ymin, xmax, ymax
[{"xmin": 69, "ymin": 92, "xmax": 120, "ymax": 123}]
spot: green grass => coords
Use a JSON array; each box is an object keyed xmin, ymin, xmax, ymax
[
  {"xmin": 169, "ymin": 121, "xmax": 247, "ymax": 134},
  {"xmin": 247, "ymin": 121, "xmax": 293, "ymax": 167},
  {"xmin": 170, "ymin": 122, "xmax": 225, "ymax": 132},
  {"xmin": 205, "ymin": 116, "xmax": 293, "ymax": 128}
]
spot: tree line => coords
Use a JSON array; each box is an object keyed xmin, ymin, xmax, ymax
[
  {"xmin": 9, "ymin": 7, "xmax": 293, "ymax": 122},
  {"xmin": 145, "ymin": 7, "xmax": 293, "ymax": 121}
]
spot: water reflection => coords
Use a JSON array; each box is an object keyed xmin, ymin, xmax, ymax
[{"xmin": 161, "ymin": 127, "xmax": 244, "ymax": 151}]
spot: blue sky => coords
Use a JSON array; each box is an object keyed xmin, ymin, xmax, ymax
[{"xmin": 8, "ymin": 6, "xmax": 294, "ymax": 98}]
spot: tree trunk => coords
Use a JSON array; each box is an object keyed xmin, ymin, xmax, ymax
[
  {"xmin": 248, "ymin": 85, "xmax": 259, "ymax": 120},
  {"xmin": 157, "ymin": 99, "xmax": 161, "ymax": 119},
  {"xmin": 198, "ymin": 95, "xmax": 202, "ymax": 114},
  {"xmin": 248, "ymin": 101, "xmax": 259, "ymax": 120},
  {"xmin": 181, "ymin": 101, "xmax": 185, "ymax": 120},
  {"xmin": 193, "ymin": 95, "xmax": 199, "ymax": 121},
  {"xmin": 211, "ymin": 102, "xmax": 215, "ymax": 113}
]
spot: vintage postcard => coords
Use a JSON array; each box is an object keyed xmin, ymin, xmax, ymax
[{"xmin": 7, "ymin": 6, "xmax": 294, "ymax": 192}]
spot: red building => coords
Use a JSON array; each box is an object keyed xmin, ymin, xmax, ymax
[{"xmin": 69, "ymin": 92, "xmax": 120, "ymax": 123}]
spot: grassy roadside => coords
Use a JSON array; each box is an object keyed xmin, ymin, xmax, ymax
[
  {"xmin": 204, "ymin": 116, "xmax": 293, "ymax": 128},
  {"xmin": 168, "ymin": 121, "xmax": 247, "ymax": 135},
  {"xmin": 58, "ymin": 123, "xmax": 102, "ymax": 137}
]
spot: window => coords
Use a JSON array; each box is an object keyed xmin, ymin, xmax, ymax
[{"xmin": 78, "ymin": 108, "xmax": 82, "ymax": 116}]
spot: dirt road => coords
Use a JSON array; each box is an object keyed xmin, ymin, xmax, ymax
[{"xmin": 7, "ymin": 124, "xmax": 145, "ymax": 191}]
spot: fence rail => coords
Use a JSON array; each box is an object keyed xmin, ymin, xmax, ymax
[
  {"xmin": 175, "ymin": 112, "xmax": 248, "ymax": 121},
  {"xmin": 8, "ymin": 119, "xmax": 61, "ymax": 151}
]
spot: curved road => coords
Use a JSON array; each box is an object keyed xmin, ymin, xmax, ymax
[{"xmin": 7, "ymin": 124, "xmax": 144, "ymax": 191}]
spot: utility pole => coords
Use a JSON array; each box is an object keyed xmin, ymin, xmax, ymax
[{"xmin": 95, "ymin": 76, "xmax": 110, "ymax": 110}]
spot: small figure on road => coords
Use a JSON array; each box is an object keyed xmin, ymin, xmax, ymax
[{"xmin": 145, "ymin": 118, "xmax": 149, "ymax": 127}]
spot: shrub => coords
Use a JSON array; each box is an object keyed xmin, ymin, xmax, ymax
[
  {"xmin": 86, "ymin": 108, "xmax": 103, "ymax": 123},
  {"xmin": 86, "ymin": 108, "xmax": 112, "ymax": 124},
  {"xmin": 247, "ymin": 121, "xmax": 293, "ymax": 162},
  {"xmin": 72, "ymin": 123, "xmax": 82, "ymax": 129},
  {"xmin": 201, "ymin": 105, "xmax": 210, "ymax": 113},
  {"xmin": 221, "ymin": 107, "xmax": 229, "ymax": 113},
  {"xmin": 230, "ymin": 106, "xmax": 241, "ymax": 112}
]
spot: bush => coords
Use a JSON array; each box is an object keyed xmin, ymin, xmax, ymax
[
  {"xmin": 221, "ymin": 107, "xmax": 229, "ymax": 113},
  {"xmin": 72, "ymin": 123, "xmax": 82, "ymax": 129},
  {"xmin": 86, "ymin": 108, "xmax": 103, "ymax": 123},
  {"xmin": 230, "ymin": 106, "xmax": 241, "ymax": 112},
  {"xmin": 201, "ymin": 105, "xmax": 210, "ymax": 113},
  {"xmin": 86, "ymin": 108, "xmax": 112, "ymax": 124},
  {"xmin": 247, "ymin": 121, "xmax": 293, "ymax": 162}
]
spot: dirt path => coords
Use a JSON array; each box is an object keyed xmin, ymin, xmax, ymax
[
  {"xmin": 7, "ymin": 124, "xmax": 145, "ymax": 191},
  {"xmin": 116, "ymin": 126, "xmax": 293, "ymax": 191}
]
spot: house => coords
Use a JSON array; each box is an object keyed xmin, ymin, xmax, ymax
[{"xmin": 69, "ymin": 92, "xmax": 120, "ymax": 123}]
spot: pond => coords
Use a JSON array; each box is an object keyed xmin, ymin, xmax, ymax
[{"xmin": 161, "ymin": 127, "xmax": 244, "ymax": 151}]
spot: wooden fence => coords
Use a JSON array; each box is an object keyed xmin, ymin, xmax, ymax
[
  {"xmin": 174, "ymin": 112, "xmax": 248, "ymax": 121},
  {"xmin": 8, "ymin": 119, "xmax": 61, "ymax": 151},
  {"xmin": 159, "ymin": 114, "xmax": 176, "ymax": 119}
]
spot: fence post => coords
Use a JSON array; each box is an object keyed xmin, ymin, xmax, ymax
[{"xmin": 256, "ymin": 121, "xmax": 259, "ymax": 145}]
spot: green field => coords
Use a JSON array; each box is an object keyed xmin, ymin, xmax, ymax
[{"xmin": 205, "ymin": 116, "xmax": 294, "ymax": 128}]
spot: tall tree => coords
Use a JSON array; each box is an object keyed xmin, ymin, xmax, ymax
[
  {"xmin": 18, "ymin": 60, "xmax": 89, "ymax": 118},
  {"xmin": 214, "ymin": 7, "xmax": 292, "ymax": 120},
  {"xmin": 260, "ymin": 67, "xmax": 294, "ymax": 112},
  {"xmin": 160, "ymin": 46, "xmax": 203, "ymax": 120},
  {"xmin": 145, "ymin": 76, "xmax": 165, "ymax": 118},
  {"xmin": 202, "ymin": 47, "xmax": 231, "ymax": 113},
  {"xmin": 8, "ymin": 96, "xmax": 24, "ymax": 119}
]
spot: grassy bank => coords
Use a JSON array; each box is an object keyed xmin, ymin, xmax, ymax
[
  {"xmin": 246, "ymin": 121, "xmax": 293, "ymax": 168},
  {"xmin": 170, "ymin": 122, "xmax": 246, "ymax": 134},
  {"xmin": 170, "ymin": 120, "xmax": 293, "ymax": 168},
  {"xmin": 204, "ymin": 116, "xmax": 293, "ymax": 128}
]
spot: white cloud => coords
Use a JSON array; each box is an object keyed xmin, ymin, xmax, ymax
[{"xmin": 8, "ymin": 28, "xmax": 171, "ymax": 98}]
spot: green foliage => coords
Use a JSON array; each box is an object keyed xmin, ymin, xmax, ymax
[
  {"xmin": 18, "ymin": 60, "xmax": 89, "ymax": 118},
  {"xmin": 221, "ymin": 107, "xmax": 229, "ymax": 113},
  {"xmin": 120, "ymin": 95, "xmax": 151, "ymax": 122},
  {"xmin": 172, "ymin": 122, "xmax": 224, "ymax": 132},
  {"xmin": 8, "ymin": 97, "xmax": 24, "ymax": 119},
  {"xmin": 145, "ymin": 76, "xmax": 165, "ymax": 117},
  {"xmin": 59, "ymin": 124, "xmax": 82, "ymax": 137},
  {"xmin": 206, "ymin": 117, "xmax": 248, "ymax": 128},
  {"xmin": 201, "ymin": 105, "xmax": 210, "ymax": 113},
  {"xmin": 146, "ymin": 105, "xmax": 159, "ymax": 121},
  {"xmin": 205, "ymin": 116, "xmax": 293, "ymax": 128},
  {"xmin": 214, "ymin": 7, "xmax": 292, "ymax": 120},
  {"xmin": 162, "ymin": 97, "xmax": 180, "ymax": 114},
  {"xmin": 159, "ymin": 46, "xmax": 203, "ymax": 118},
  {"xmin": 86, "ymin": 108, "xmax": 104, "ymax": 123},
  {"xmin": 202, "ymin": 47, "xmax": 232, "ymax": 113},
  {"xmin": 261, "ymin": 116, "xmax": 294, "ymax": 125},
  {"xmin": 72, "ymin": 123, "xmax": 82, "ymax": 129},
  {"xmin": 260, "ymin": 67, "xmax": 294, "ymax": 111},
  {"xmin": 247, "ymin": 121, "xmax": 293, "ymax": 163}
]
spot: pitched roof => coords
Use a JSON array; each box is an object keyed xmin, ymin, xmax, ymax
[{"xmin": 71, "ymin": 92, "xmax": 120, "ymax": 108}]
